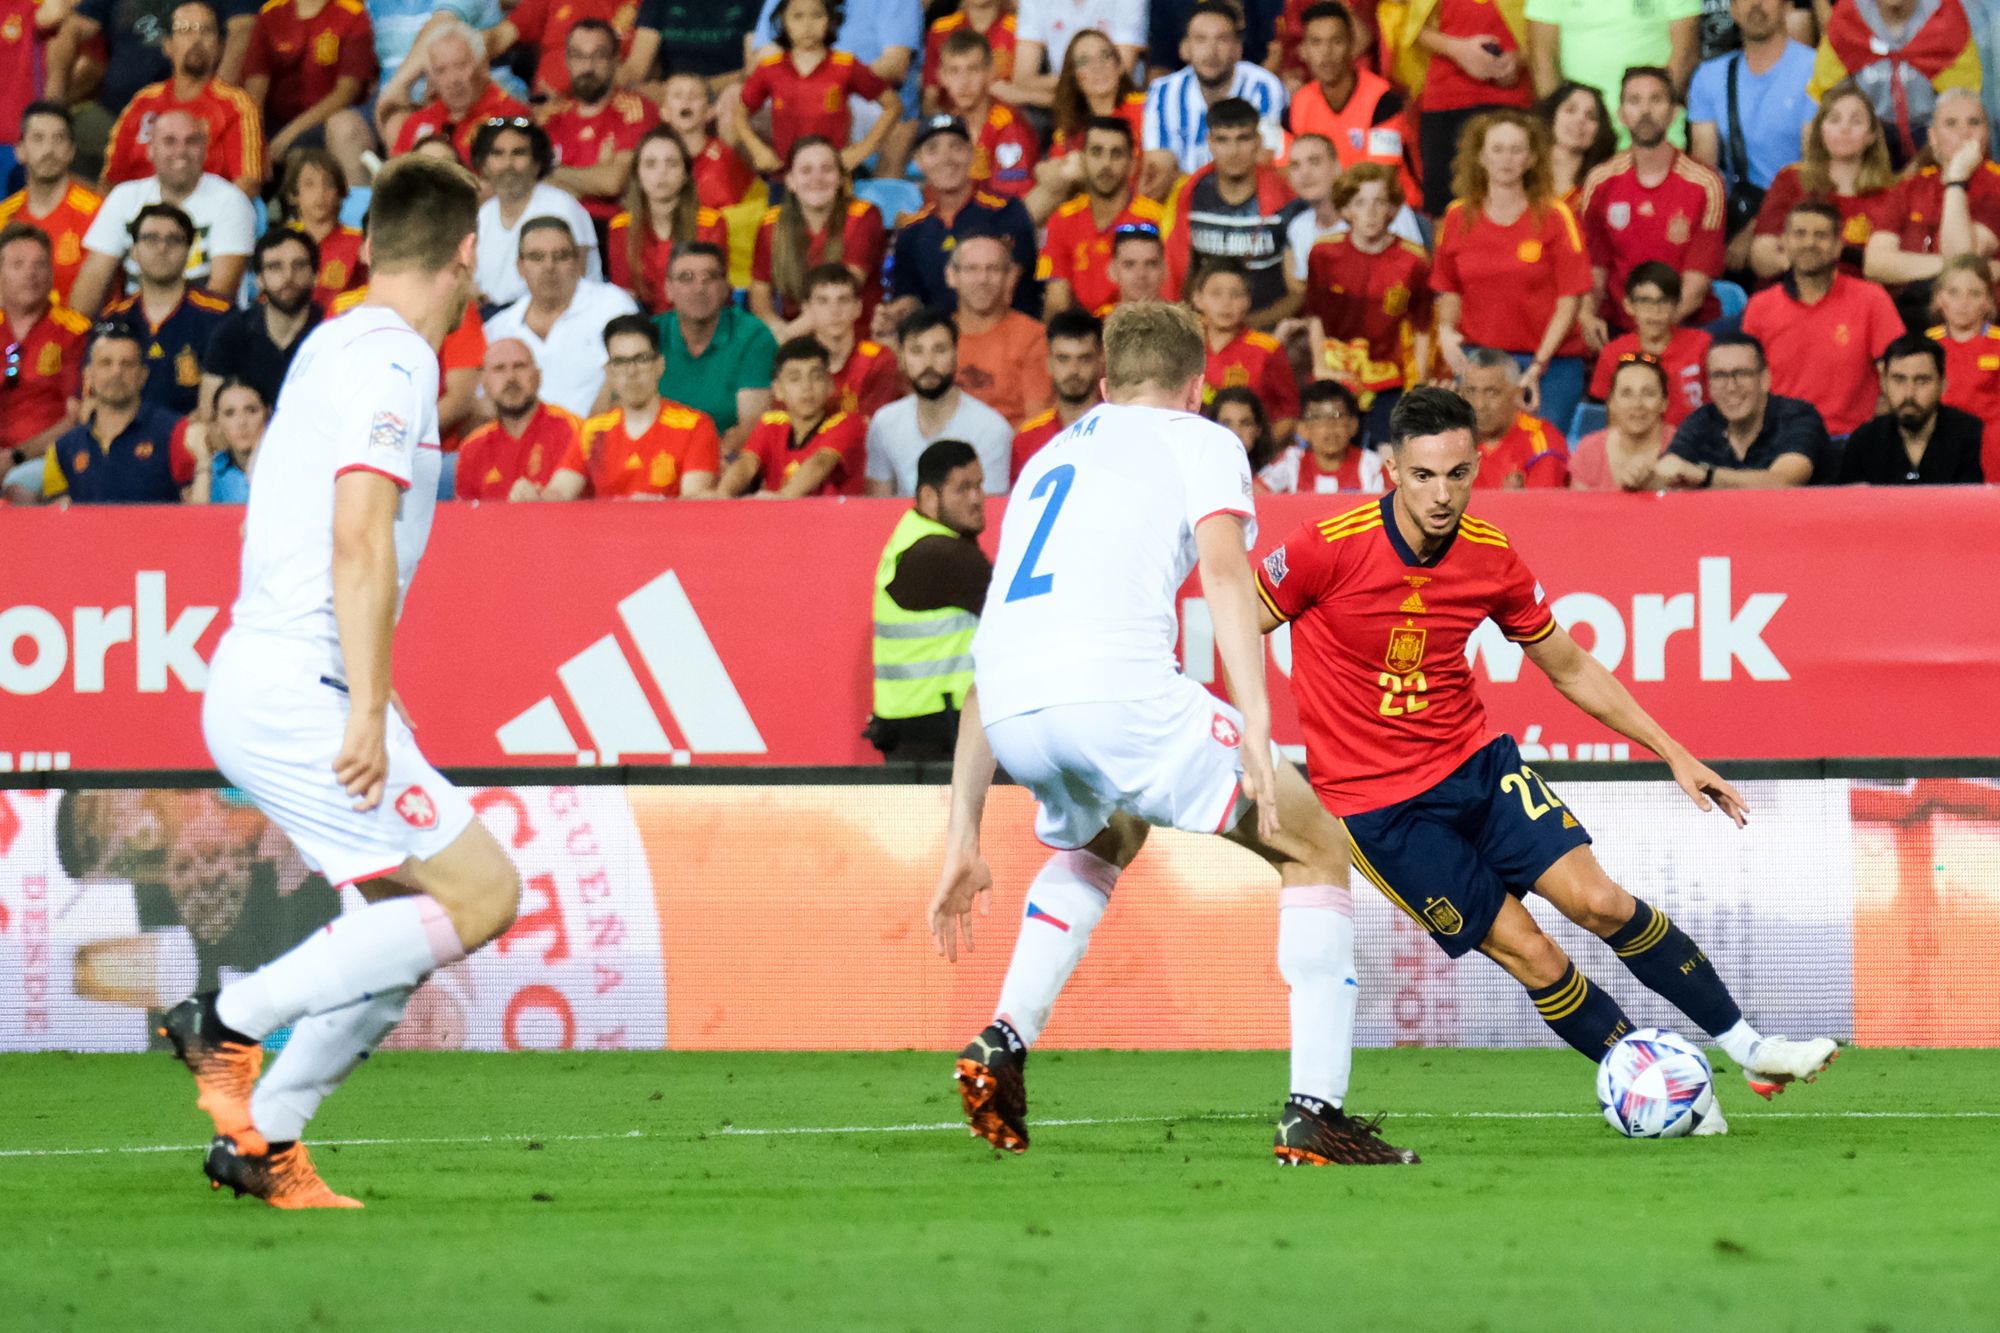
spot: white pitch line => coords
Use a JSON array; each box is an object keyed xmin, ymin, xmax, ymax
[{"xmin": 3, "ymin": 1109, "xmax": 1996, "ymax": 1160}]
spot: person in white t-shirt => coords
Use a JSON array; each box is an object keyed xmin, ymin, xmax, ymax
[
  {"xmin": 470, "ymin": 116, "xmax": 601, "ymax": 307},
  {"xmin": 1013, "ymin": 0, "xmax": 1147, "ymax": 103},
  {"xmin": 865, "ymin": 306, "xmax": 1014, "ymax": 495},
  {"xmin": 928, "ymin": 299, "xmax": 1417, "ymax": 1168},
  {"xmin": 483, "ymin": 216, "xmax": 638, "ymax": 417},
  {"xmin": 163, "ymin": 155, "xmax": 522, "ymax": 1211}
]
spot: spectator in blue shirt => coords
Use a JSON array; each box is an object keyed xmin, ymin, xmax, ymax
[
  {"xmin": 99, "ymin": 203, "xmax": 232, "ymax": 418},
  {"xmin": 1687, "ymin": 0, "xmax": 1817, "ymax": 255},
  {"xmin": 46, "ymin": 325, "xmax": 198, "ymax": 504},
  {"xmin": 878, "ymin": 114, "xmax": 1041, "ymax": 335},
  {"xmin": 202, "ymin": 376, "xmax": 268, "ymax": 503}
]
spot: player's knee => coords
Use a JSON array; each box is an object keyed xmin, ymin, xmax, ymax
[
  {"xmin": 475, "ymin": 860, "xmax": 523, "ymax": 945},
  {"xmin": 1570, "ymin": 878, "xmax": 1637, "ymax": 938}
]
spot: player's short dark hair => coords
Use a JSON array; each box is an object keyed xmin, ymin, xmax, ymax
[
  {"xmin": 19, "ymin": 100, "xmax": 72, "ymax": 139},
  {"xmin": 898, "ymin": 305, "xmax": 958, "ymax": 345},
  {"xmin": 1785, "ymin": 199, "xmax": 1845, "ymax": 233},
  {"xmin": 253, "ymin": 225, "xmax": 318, "ymax": 274},
  {"xmin": 0, "ymin": 221, "xmax": 51, "ymax": 258},
  {"xmin": 1624, "ymin": 259, "xmax": 1681, "ymax": 303},
  {"xmin": 915, "ymin": 439, "xmax": 979, "ymax": 495},
  {"xmin": 130, "ymin": 202, "xmax": 195, "ymax": 246},
  {"xmin": 1621, "ymin": 65, "xmax": 1677, "ymax": 102},
  {"xmin": 518, "ymin": 215, "xmax": 578, "ymax": 254},
  {"xmin": 1187, "ymin": 0, "xmax": 1244, "ymax": 33},
  {"xmin": 567, "ymin": 17, "xmax": 618, "ymax": 51},
  {"xmin": 1388, "ymin": 385, "xmax": 1476, "ymax": 452},
  {"xmin": 601, "ymin": 312, "xmax": 658, "ymax": 350},
  {"xmin": 1083, "ymin": 115, "xmax": 1135, "ymax": 148},
  {"xmin": 1206, "ymin": 97, "xmax": 1260, "ymax": 135},
  {"xmin": 1300, "ymin": 377, "xmax": 1360, "ymax": 417},
  {"xmin": 773, "ymin": 334, "xmax": 832, "ymax": 373},
  {"xmin": 669, "ymin": 239, "xmax": 728, "ymax": 274},
  {"xmin": 366, "ymin": 154, "xmax": 481, "ymax": 274},
  {"xmin": 939, "ymin": 28, "xmax": 992, "ymax": 62},
  {"xmin": 470, "ymin": 116, "xmax": 553, "ymax": 176},
  {"xmin": 1045, "ymin": 308, "xmax": 1104, "ymax": 347},
  {"xmin": 804, "ymin": 261, "xmax": 862, "ymax": 297},
  {"xmin": 1708, "ymin": 330, "xmax": 1767, "ymax": 370},
  {"xmin": 1880, "ymin": 331, "xmax": 1945, "ymax": 375},
  {"xmin": 1301, "ymin": 1, "xmax": 1355, "ymax": 33}
]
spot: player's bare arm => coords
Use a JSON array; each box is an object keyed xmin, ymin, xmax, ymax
[
  {"xmin": 330, "ymin": 469, "xmax": 403, "ymax": 812},
  {"xmin": 930, "ymin": 685, "xmax": 997, "ymax": 961},
  {"xmin": 1523, "ymin": 626, "xmax": 1748, "ymax": 826},
  {"xmin": 1197, "ymin": 514, "xmax": 1280, "ymax": 841}
]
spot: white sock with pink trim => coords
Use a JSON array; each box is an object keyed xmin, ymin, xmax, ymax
[
  {"xmin": 216, "ymin": 895, "xmax": 466, "ymax": 1041},
  {"xmin": 1278, "ymin": 883, "xmax": 1357, "ymax": 1108},
  {"xmin": 992, "ymin": 849, "xmax": 1119, "ymax": 1047},
  {"xmin": 251, "ymin": 984, "xmax": 414, "ymax": 1143}
]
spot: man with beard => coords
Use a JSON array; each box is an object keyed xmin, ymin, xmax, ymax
[
  {"xmin": 1577, "ymin": 66, "xmax": 1726, "ymax": 349},
  {"xmin": 44, "ymin": 324, "xmax": 199, "ymax": 502},
  {"xmin": 471, "ymin": 117, "xmax": 601, "ymax": 309},
  {"xmin": 200, "ymin": 229, "xmax": 323, "ymax": 411},
  {"xmin": 539, "ymin": 20, "xmax": 660, "ymax": 236},
  {"xmin": 865, "ymin": 306, "xmax": 1013, "ymax": 496},
  {"xmin": 1010, "ymin": 307, "xmax": 1104, "ymax": 482},
  {"xmin": 1038, "ymin": 118, "xmax": 1167, "ymax": 316},
  {"xmin": 1140, "ymin": 2, "xmax": 1286, "ymax": 196},
  {"xmin": 102, "ymin": 1, "xmax": 266, "ymax": 198},
  {"xmin": 0, "ymin": 104, "xmax": 104, "ymax": 307},
  {"xmin": 1838, "ymin": 333, "xmax": 1985, "ymax": 483},
  {"xmin": 100, "ymin": 203, "xmax": 233, "ymax": 418},
  {"xmin": 456, "ymin": 338, "xmax": 583, "ymax": 500}
]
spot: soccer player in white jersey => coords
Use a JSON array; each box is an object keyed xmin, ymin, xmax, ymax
[
  {"xmin": 928, "ymin": 301, "xmax": 1417, "ymax": 1166},
  {"xmin": 157, "ymin": 156, "xmax": 524, "ymax": 1210}
]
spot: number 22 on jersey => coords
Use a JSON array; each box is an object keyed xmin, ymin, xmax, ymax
[{"xmin": 1004, "ymin": 463, "xmax": 1076, "ymax": 603}]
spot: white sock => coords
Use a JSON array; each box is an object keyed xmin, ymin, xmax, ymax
[
  {"xmin": 1278, "ymin": 884, "xmax": 1357, "ymax": 1108},
  {"xmin": 992, "ymin": 849, "xmax": 1118, "ymax": 1046},
  {"xmin": 217, "ymin": 894, "xmax": 465, "ymax": 1041},
  {"xmin": 250, "ymin": 985, "xmax": 415, "ymax": 1143},
  {"xmin": 1714, "ymin": 1018, "xmax": 1765, "ymax": 1066}
]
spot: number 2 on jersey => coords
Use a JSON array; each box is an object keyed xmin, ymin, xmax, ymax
[{"xmin": 1004, "ymin": 464, "xmax": 1076, "ymax": 603}]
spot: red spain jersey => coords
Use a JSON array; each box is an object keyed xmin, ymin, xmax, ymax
[
  {"xmin": 0, "ymin": 183, "xmax": 102, "ymax": 304},
  {"xmin": 540, "ymin": 89, "xmax": 659, "ymax": 222},
  {"xmin": 966, "ymin": 100, "xmax": 1036, "ymax": 198},
  {"xmin": 606, "ymin": 206, "xmax": 730, "ymax": 312},
  {"xmin": 1305, "ymin": 233, "xmax": 1430, "ymax": 395},
  {"xmin": 1474, "ymin": 413, "xmax": 1569, "ymax": 489},
  {"xmin": 690, "ymin": 135, "xmax": 757, "ymax": 210},
  {"xmin": 559, "ymin": 402, "xmax": 722, "ymax": 497},
  {"xmin": 923, "ymin": 10, "xmax": 1016, "ymax": 90},
  {"xmin": 455, "ymin": 403, "xmax": 582, "ymax": 500},
  {"xmin": 829, "ymin": 339, "xmax": 903, "ymax": 421},
  {"xmin": 302, "ymin": 222, "xmax": 367, "ymax": 309},
  {"xmin": 1431, "ymin": 199, "xmax": 1591, "ymax": 359},
  {"xmin": 1578, "ymin": 150, "xmax": 1726, "ymax": 332},
  {"xmin": 1047, "ymin": 91, "xmax": 1147, "ymax": 163},
  {"xmin": 751, "ymin": 197, "xmax": 887, "ymax": 324},
  {"xmin": 392, "ymin": 81, "xmax": 529, "ymax": 164},
  {"xmin": 104, "ymin": 79, "xmax": 265, "ymax": 188},
  {"xmin": 1928, "ymin": 323, "xmax": 2000, "ymax": 481},
  {"xmin": 0, "ymin": 302, "xmax": 88, "ymax": 450},
  {"xmin": 1870, "ymin": 162, "xmax": 2000, "ymax": 256},
  {"xmin": 505, "ymin": 0, "xmax": 639, "ymax": 97},
  {"xmin": 1588, "ymin": 326, "xmax": 1710, "ymax": 427},
  {"xmin": 1010, "ymin": 407, "xmax": 1067, "ymax": 483},
  {"xmin": 1203, "ymin": 329, "xmax": 1300, "ymax": 421},
  {"xmin": 1257, "ymin": 443, "xmax": 1388, "ymax": 495},
  {"xmin": 741, "ymin": 407, "xmax": 866, "ymax": 495},
  {"xmin": 739, "ymin": 50, "xmax": 891, "ymax": 158},
  {"xmin": 1, "ymin": 0, "xmax": 51, "ymax": 151},
  {"xmin": 243, "ymin": 0, "xmax": 376, "ymax": 129},
  {"xmin": 1254, "ymin": 496, "xmax": 1556, "ymax": 814},
  {"xmin": 1752, "ymin": 165, "xmax": 1882, "ymax": 277},
  {"xmin": 1419, "ymin": 0, "xmax": 1533, "ymax": 111},
  {"xmin": 1037, "ymin": 192, "xmax": 1164, "ymax": 316}
]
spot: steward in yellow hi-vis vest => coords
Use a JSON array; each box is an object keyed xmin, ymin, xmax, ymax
[{"xmin": 866, "ymin": 440, "xmax": 993, "ymax": 763}]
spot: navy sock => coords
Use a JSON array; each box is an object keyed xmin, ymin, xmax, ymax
[
  {"xmin": 1526, "ymin": 962, "xmax": 1633, "ymax": 1059},
  {"xmin": 1603, "ymin": 899, "xmax": 1743, "ymax": 1037}
]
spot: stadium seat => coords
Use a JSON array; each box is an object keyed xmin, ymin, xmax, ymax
[
  {"xmin": 854, "ymin": 178, "xmax": 925, "ymax": 228},
  {"xmin": 341, "ymin": 188, "xmax": 371, "ymax": 231},
  {"xmin": 1713, "ymin": 279, "xmax": 1748, "ymax": 319},
  {"xmin": 1569, "ymin": 402, "xmax": 1607, "ymax": 441}
]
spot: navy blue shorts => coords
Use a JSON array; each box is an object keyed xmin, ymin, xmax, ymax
[{"xmin": 1344, "ymin": 735, "xmax": 1592, "ymax": 959}]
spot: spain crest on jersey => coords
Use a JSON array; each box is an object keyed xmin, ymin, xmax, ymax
[
  {"xmin": 1422, "ymin": 896, "xmax": 1464, "ymax": 936},
  {"xmin": 1385, "ymin": 625, "xmax": 1426, "ymax": 673}
]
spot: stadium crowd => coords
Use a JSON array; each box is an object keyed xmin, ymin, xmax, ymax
[{"xmin": 5, "ymin": 0, "xmax": 2000, "ymax": 503}]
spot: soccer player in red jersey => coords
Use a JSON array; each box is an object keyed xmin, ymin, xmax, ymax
[
  {"xmin": 0, "ymin": 104, "xmax": 103, "ymax": 306},
  {"xmin": 934, "ymin": 29, "xmax": 1037, "ymax": 200},
  {"xmin": 103, "ymin": 2, "xmax": 266, "ymax": 197},
  {"xmin": 240, "ymin": 0, "xmax": 376, "ymax": 176},
  {"xmin": 1927, "ymin": 254, "xmax": 2000, "ymax": 479},
  {"xmin": 539, "ymin": 20, "xmax": 660, "ymax": 229},
  {"xmin": 1009, "ymin": 307, "xmax": 1103, "ymax": 482},
  {"xmin": 734, "ymin": 0, "xmax": 902, "ymax": 175},
  {"xmin": 607, "ymin": 127, "xmax": 731, "ymax": 314},
  {"xmin": 719, "ymin": 335, "xmax": 867, "ymax": 496},
  {"xmin": 1254, "ymin": 385, "xmax": 1841, "ymax": 1114},
  {"xmin": 923, "ymin": 0, "xmax": 1018, "ymax": 113},
  {"xmin": 1037, "ymin": 118, "xmax": 1163, "ymax": 317},
  {"xmin": 1587, "ymin": 262, "xmax": 1710, "ymax": 429},
  {"xmin": 800, "ymin": 263, "xmax": 903, "ymax": 422},
  {"xmin": 661, "ymin": 74, "xmax": 759, "ymax": 212},
  {"xmin": 1192, "ymin": 261, "xmax": 1299, "ymax": 440},
  {"xmin": 454, "ymin": 338, "xmax": 582, "ymax": 501}
]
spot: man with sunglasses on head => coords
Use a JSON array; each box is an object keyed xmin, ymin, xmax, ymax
[
  {"xmin": 1038, "ymin": 117, "xmax": 1166, "ymax": 317},
  {"xmin": 1, "ymin": 224, "xmax": 90, "ymax": 493},
  {"xmin": 471, "ymin": 116, "xmax": 600, "ymax": 309}
]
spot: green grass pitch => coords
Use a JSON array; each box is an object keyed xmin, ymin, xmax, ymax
[{"xmin": 3, "ymin": 1049, "xmax": 1997, "ymax": 1332}]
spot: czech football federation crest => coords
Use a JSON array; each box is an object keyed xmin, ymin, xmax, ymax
[
  {"xmin": 1385, "ymin": 626, "xmax": 1427, "ymax": 673},
  {"xmin": 395, "ymin": 786, "xmax": 439, "ymax": 829}
]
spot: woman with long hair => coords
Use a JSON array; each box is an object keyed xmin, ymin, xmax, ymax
[
  {"xmin": 193, "ymin": 378, "xmax": 269, "ymax": 505},
  {"xmin": 749, "ymin": 136, "xmax": 887, "ymax": 340},
  {"xmin": 1025, "ymin": 29, "xmax": 1149, "ymax": 218},
  {"xmin": 278, "ymin": 147, "xmax": 366, "ymax": 310},
  {"xmin": 1750, "ymin": 82, "xmax": 1896, "ymax": 281},
  {"xmin": 1535, "ymin": 81, "xmax": 1615, "ymax": 212},
  {"xmin": 1431, "ymin": 108, "xmax": 1592, "ymax": 435},
  {"xmin": 608, "ymin": 126, "xmax": 731, "ymax": 313},
  {"xmin": 1570, "ymin": 355, "xmax": 1675, "ymax": 492},
  {"xmin": 1205, "ymin": 385, "xmax": 1284, "ymax": 481}
]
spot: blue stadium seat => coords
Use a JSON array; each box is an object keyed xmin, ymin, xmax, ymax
[
  {"xmin": 854, "ymin": 178, "xmax": 924, "ymax": 227},
  {"xmin": 1712, "ymin": 279, "xmax": 1748, "ymax": 319},
  {"xmin": 1568, "ymin": 401, "xmax": 1608, "ymax": 441},
  {"xmin": 340, "ymin": 188, "xmax": 371, "ymax": 231}
]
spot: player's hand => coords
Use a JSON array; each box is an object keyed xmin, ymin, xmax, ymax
[
  {"xmin": 1670, "ymin": 753, "xmax": 1748, "ymax": 827},
  {"xmin": 333, "ymin": 711, "xmax": 390, "ymax": 812},
  {"xmin": 1240, "ymin": 731, "xmax": 1282, "ymax": 843},
  {"xmin": 929, "ymin": 841, "xmax": 993, "ymax": 962}
]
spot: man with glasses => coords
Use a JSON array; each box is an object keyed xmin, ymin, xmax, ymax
[
  {"xmin": 43, "ymin": 324, "xmax": 199, "ymax": 503},
  {"xmin": 542, "ymin": 313, "xmax": 720, "ymax": 499},
  {"xmin": 102, "ymin": 0, "xmax": 266, "ymax": 198},
  {"xmin": 483, "ymin": 215, "xmax": 635, "ymax": 418},
  {"xmin": 100, "ymin": 202, "xmax": 232, "ymax": 417},
  {"xmin": 1261, "ymin": 378, "xmax": 1387, "ymax": 493},
  {"xmin": 0, "ymin": 223, "xmax": 91, "ymax": 493},
  {"xmin": 539, "ymin": 20, "xmax": 658, "ymax": 232},
  {"xmin": 199, "ymin": 227, "xmax": 323, "ymax": 412},
  {"xmin": 1037, "ymin": 118, "xmax": 1166, "ymax": 317},
  {"xmin": 1662, "ymin": 330, "xmax": 1827, "ymax": 486},
  {"xmin": 653, "ymin": 240, "xmax": 776, "ymax": 459},
  {"xmin": 1459, "ymin": 345, "xmax": 1571, "ymax": 489}
]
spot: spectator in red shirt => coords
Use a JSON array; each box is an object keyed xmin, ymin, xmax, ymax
[
  {"xmin": 934, "ymin": 29, "xmax": 1037, "ymax": 202},
  {"xmin": 1010, "ymin": 306, "xmax": 1103, "ymax": 481},
  {"xmin": 1863, "ymin": 88, "xmax": 2000, "ymax": 298},
  {"xmin": 1742, "ymin": 199, "xmax": 1903, "ymax": 437},
  {"xmin": 456, "ymin": 337, "xmax": 583, "ymax": 501},
  {"xmin": 1256, "ymin": 377, "xmax": 1389, "ymax": 494},
  {"xmin": 241, "ymin": 0, "xmax": 376, "ymax": 184},
  {"xmin": 1038, "ymin": 117, "xmax": 1164, "ymax": 316},
  {"xmin": 735, "ymin": 0, "xmax": 902, "ymax": 176},
  {"xmin": 922, "ymin": 0, "xmax": 1021, "ymax": 115},
  {"xmin": 381, "ymin": 21, "xmax": 529, "ymax": 166},
  {"xmin": 543, "ymin": 313, "xmax": 721, "ymax": 498},
  {"xmin": 719, "ymin": 335, "xmax": 867, "ymax": 496},
  {"xmin": 1284, "ymin": 1, "xmax": 1414, "ymax": 206},
  {"xmin": 397, "ymin": 0, "xmax": 636, "ymax": 103},
  {"xmin": 0, "ymin": 103, "xmax": 103, "ymax": 308},
  {"xmin": 1926, "ymin": 253, "xmax": 2000, "ymax": 479},
  {"xmin": 1750, "ymin": 82, "xmax": 1895, "ymax": 283},
  {"xmin": 103, "ymin": 2, "xmax": 266, "ymax": 198},
  {"xmin": 608, "ymin": 126, "xmax": 730, "ymax": 313},
  {"xmin": 801, "ymin": 261, "xmax": 903, "ymax": 421},
  {"xmin": 1105, "ymin": 220, "xmax": 1168, "ymax": 308},
  {"xmin": 948, "ymin": 230, "xmax": 1052, "ymax": 428},
  {"xmin": 278, "ymin": 146, "xmax": 365, "ymax": 309},
  {"xmin": 1535, "ymin": 80, "xmax": 1614, "ymax": 213},
  {"xmin": 1460, "ymin": 345, "xmax": 1570, "ymax": 487},
  {"xmin": 540, "ymin": 20, "xmax": 659, "ymax": 234},
  {"xmin": 0, "ymin": 0, "xmax": 52, "ymax": 181},
  {"xmin": 1578, "ymin": 66, "xmax": 1725, "ymax": 348},
  {"xmin": 750, "ymin": 135, "xmax": 886, "ymax": 339},
  {"xmin": 1587, "ymin": 260, "xmax": 1710, "ymax": 428},
  {"xmin": 1432, "ymin": 107, "xmax": 1591, "ymax": 447},
  {"xmin": 1409, "ymin": 0, "xmax": 1535, "ymax": 217},
  {"xmin": 1, "ymin": 222, "xmax": 89, "ymax": 474},
  {"xmin": 1570, "ymin": 352, "xmax": 1677, "ymax": 491},
  {"xmin": 661, "ymin": 72, "xmax": 759, "ymax": 212},
  {"xmin": 1193, "ymin": 259, "xmax": 1300, "ymax": 440},
  {"xmin": 1033, "ymin": 27, "xmax": 1147, "ymax": 216}
]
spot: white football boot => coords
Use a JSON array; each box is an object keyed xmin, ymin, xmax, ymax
[{"xmin": 1739, "ymin": 1036, "xmax": 1840, "ymax": 1099}]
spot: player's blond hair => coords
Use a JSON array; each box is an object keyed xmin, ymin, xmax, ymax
[
  {"xmin": 1103, "ymin": 301, "xmax": 1206, "ymax": 395},
  {"xmin": 365, "ymin": 155, "xmax": 481, "ymax": 275}
]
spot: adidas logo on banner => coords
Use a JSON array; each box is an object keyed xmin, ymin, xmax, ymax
[{"xmin": 495, "ymin": 570, "xmax": 765, "ymax": 762}]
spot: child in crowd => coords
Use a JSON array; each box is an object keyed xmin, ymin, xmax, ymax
[
  {"xmin": 1927, "ymin": 253, "xmax": 2000, "ymax": 481},
  {"xmin": 1191, "ymin": 260, "xmax": 1300, "ymax": 442},
  {"xmin": 736, "ymin": 0, "xmax": 903, "ymax": 176},
  {"xmin": 934, "ymin": 30, "xmax": 1037, "ymax": 198},
  {"xmin": 720, "ymin": 336, "xmax": 868, "ymax": 496},
  {"xmin": 662, "ymin": 74, "xmax": 760, "ymax": 211},
  {"xmin": 1205, "ymin": 385, "xmax": 1284, "ymax": 481},
  {"xmin": 1586, "ymin": 260, "xmax": 1711, "ymax": 429},
  {"xmin": 1256, "ymin": 377, "xmax": 1388, "ymax": 494},
  {"xmin": 281, "ymin": 149, "xmax": 366, "ymax": 310}
]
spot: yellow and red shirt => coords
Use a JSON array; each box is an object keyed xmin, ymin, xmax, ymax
[
  {"xmin": 606, "ymin": 206, "xmax": 730, "ymax": 313},
  {"xmin": 1037, "ymin": 192, "xmax": 1165, "ymax": 316},
  {"xmin": 0, "ymin": 183, "xmax": 103, "ymax": 305},
  {"xmin": 1, "ymin": 302, "xmax": 89, "ymax": 450},
  {"xmin": 1473, "ymin": 413, "xmax": 1569, "ymax": 489},
  {"xmin": 1430, "ymin": 198, "xmax": 1592, "ymax": 359},
  {"xmin": 455, "ymin": 402, "xmax": 582, "ymax": 500},
  {"xmin": 740, "ymin": 407, "xmax": 866, "ymax": 495},
  {"xmin": 739, "ymin": 50, "xmax": 892, "ymax": 158},
  {"xmin": 243, "ymin": 0, "xmax": 377, "ymax": 128},
  {"xmin": 1010, "ymin": 406, "xmax": 1066, "ymax": 484},
  {"xmin": 751, "ymin": 197, "xmax": 887, "ymax": 325},
  {"xmin": 965, "ymin": 99, "xmax": 1037, "ymax": 199},
  {"xmin": 1928, "ymin": 323, "xmax": 2000, "ymax": 482},
  {"xmin": 539, "ymin": 89, "xmax": 660, "ymax": 222},
  {"xmin": 1203, "ymin": 329, "xmax": 1299, "ymax": 422},
  {"xmin": 560, "ymin": 401, "xmax": 722, "ymax": 497},
  {"xmin": 923, "ymin": 10, "xmax": 1016, "ymax": 91},
  {"xmin": 1305, "ymin": 233, "xmax": 1431, "ymax": 396},
  {"xmin": 392, "ymin": 80, "xmax": 529, "ymax": 165},
  {"xmin": 829, "ymin": 339, "xmax": 903, "ymax": 421},
  {"xmin": 504, "ymin": 0, "xmax": 639, "ymax": 97},
  {"xmin": 302, "ymin": 222, "xmax": 367, "ymax": 310}
]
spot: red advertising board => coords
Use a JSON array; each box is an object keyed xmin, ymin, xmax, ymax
[{"xmin": 3, "ymin": 490, "xmax": 1997, "ymax": 771}]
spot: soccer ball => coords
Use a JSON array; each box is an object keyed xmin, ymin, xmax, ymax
[{"xmin": 1596, "ymin": 1028, "xmax": 1717, "ymax": 1139}]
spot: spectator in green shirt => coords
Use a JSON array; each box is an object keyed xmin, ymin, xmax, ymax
[
  {"xmin": 1527, "ymin": 0, "xmax": 1702, "ymax": 146},
  {"xmin": 652, "ymin": 240, "xmax": 777, "ymax": 458}
]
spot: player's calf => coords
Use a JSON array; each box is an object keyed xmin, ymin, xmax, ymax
[{"xmin": 1480, "ymin": 899, "xmax": 1634, "ymax": 1059}]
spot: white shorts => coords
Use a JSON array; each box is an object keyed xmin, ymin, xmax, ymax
[
  {"xmin": 984, "ymin": 676, "xmax": 1249, "ymax": 850},
  {"xmin": 201, "ymin": 629, "xmax": 475, "ymax": 888}
]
